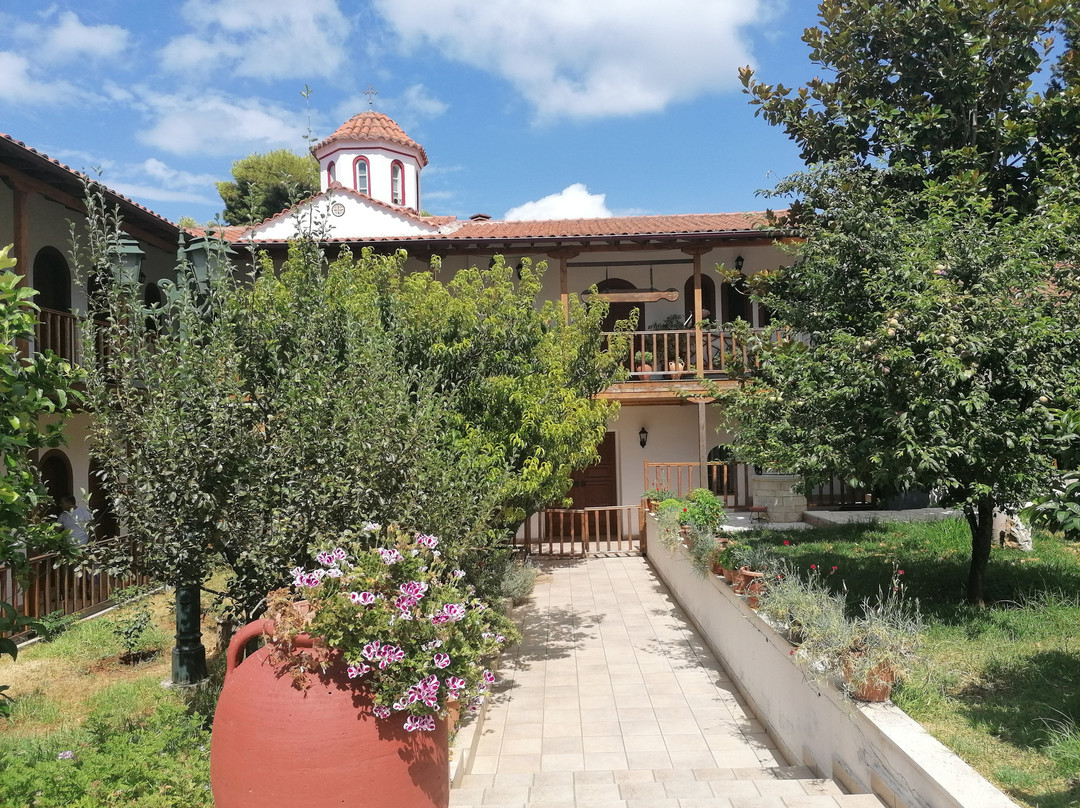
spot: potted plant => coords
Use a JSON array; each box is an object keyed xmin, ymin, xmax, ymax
[
  {"xmin": 682, "ymin": 488, "xmax": 725, "ymax": 533},
  {"xmin": 736, "ymin": 546, "xmax": 776, "ymax": 606},
  {"xmin": 642, "ymin": 485, "xmax": 676, "ymax": 511},
  {"xmin": 715, "ymin": 540, "xmax": 746, "ymax": 584},
  {"xmin": 840, "ymin": 570, "xmax": 923, "ymax": 702},
  {"xmin": 634, "ymin": 350, "xmax": 654, "ymax": 379},
  {"xmin": 757, "ymin": 562, "xmax": 847, "ymax": 648},
  {"xmin": 210, "ymin": 525, "xmax": 518, "ymax": 808}
]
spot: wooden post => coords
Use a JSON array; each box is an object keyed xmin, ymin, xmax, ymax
[
  {"xmin": 698, "ymin": 399, "xmax": 708, "ymax": 488},
  {"xmin": 685, "ymin": 249, "xmax": 705, "ymax": 375},
  {"xmin": 560, "ymin": 254, "xmax": 569, "ymax": 319}
]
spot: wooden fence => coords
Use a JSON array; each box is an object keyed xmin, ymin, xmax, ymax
[
  {"xmin": 643, "ymin": 461, "xmax": 752, "ymax": 508},
  {"xmin": 604, "ymin": 327, "xmax": 781, "ymax": 380},
  {"xmin": 515, "ymin": 505, "xmax": 642, "ymax": 556},
  {"xmin": 0, "ymin": 538, "xmax": 150, "ymax": 639}
]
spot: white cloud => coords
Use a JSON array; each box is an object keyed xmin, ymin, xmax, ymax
[
  {"xmin": 133, "ymin": 91, "xmax": 308, "ymax": 156},
  {"xmin": 161, "ymin": 0, "xmax": 351, "ymax": 81},
  {"xmin": 41, "ymin": 11, "xmax": 129, "ymax": 62},
  {"xmin": 0, "ymin": 51, "xmax": 78, "ymax": 105},
  {"xmin": 504, "ymin": 183, "xmax": 612, "ymax": 221},
  {"xmin": 371, "ymin": 0, "xmax": 763, "ymax": 119},
  {"xmin": 10, "ymin": 10, "xmax": 129, "ymax": 64},
  {"xmin": 49, "ymin": 151, "xmax": 219, "ymax": 209}
]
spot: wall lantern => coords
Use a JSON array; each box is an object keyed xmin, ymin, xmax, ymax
[
  {"xmin": 734, "ymin": 254, "xmax": 745, "ymax": 273},
  {"xmin": 112, "ymin": 237, "xmax": 145, "ymax": 287},
  {"xmin": 639, "ymin": 427, "xmax": 649, "ymax": 448}
]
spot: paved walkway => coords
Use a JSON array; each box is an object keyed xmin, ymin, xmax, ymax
[{"xmin": 451, "ymin": 555, "xmax": 883, "ymax": 807}]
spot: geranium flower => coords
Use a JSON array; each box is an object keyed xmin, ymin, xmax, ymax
[
  {"xmin": 372, "ymin": 706, "xmax": 391, "ymax": 719},
  {"xmin": 433, "ymin": 653, "xmax": 451, "ymax": 668},
  {"xmin": 403, "ymin": 715, "xmax": 436, "ymax": 732}
]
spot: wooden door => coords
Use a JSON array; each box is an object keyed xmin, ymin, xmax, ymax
[{"xmin": 570, "ymin": 432, "xmax": 617, "ymax": 509}]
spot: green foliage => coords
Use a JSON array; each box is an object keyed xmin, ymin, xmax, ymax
[
  {"xmin": 683, "ymin": 488, "xmax": 725, "ymax": 532},
  {"xmin": 0, "ymin": 695, "xmax": 212, "ymax": 807},
  {"xmin": 77, "ymin": 192, "xmax": 621, "ymax": 620},
  {"xmin": 740, "ymin": 1, "xmax": 1080, "ymax": 212},
  {"xmin": 109, "ymin": 606, "xmax": 153, "ymax": 659},
  {"xmin": 34, "ymin": 610, "xmax": 80, "ymax": 642},
  {"xmin": 0, "ymin": 245, "xmax": 82, "ymax": 572},
  {"xmin": 216, "ymin": 149, "xmax": 318, "ymax": 226},
  {"xmin": 1024, "ymin": 409, "xmax": 1080, "ymax": 540},
  {"xmin": 500, "ymin": 557, "xmax": 539, "ymax": 605},
  {"xmin": 721, "ymin": 160, "xmax": 1080, "ymax": 604}
]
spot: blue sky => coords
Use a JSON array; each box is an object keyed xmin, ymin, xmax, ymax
[{"xmin": 0, "ymin": 1, "xmax": 822, "ymax": 224}]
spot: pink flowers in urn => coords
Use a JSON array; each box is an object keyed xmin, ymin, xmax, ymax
[{"xmin": 283, "ymin": 525, "xmax": 517, "ymax": 733}]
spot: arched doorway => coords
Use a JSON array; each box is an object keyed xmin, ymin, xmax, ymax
[
  {"xmin": 32, "ymin": 247, "xmax": 71, "ymax": 313},
  {"xmin": 684, "ymin": 275, "xmax": 716, "ymax": 325},
  {"xmin": 37, "ymin": 449, "xmax": 72, "ymax": 518}
]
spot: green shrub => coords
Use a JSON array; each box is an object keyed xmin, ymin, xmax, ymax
[
  {"xmin": 35, "ymin": 611, "xmax": 81, "ymax": 643},
  {"xmin": 500, "ymin": 558, "xmax": 539, "ymax": 605},
  {"xmin": 683, "ymin": 488, "xmax": 725, "ymax": 532},
  {"xmin": 0, "ymin": 697, "xmax": 212, "ymax": 807}
]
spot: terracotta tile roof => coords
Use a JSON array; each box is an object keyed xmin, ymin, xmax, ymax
[
  {"xmin": 233, "ymin": 210, "xmax": 786, "ymax": 247},
  {"xmin": 441, "ymin": 212, "xmax": 780, "ymax": 240},
  {"xmin": 0, "ymin": 131, "xmax": 179, "ymax": 236},
  {"xmin": 311, "ymin": 111, "xmax": 429, "ymax": 166}
]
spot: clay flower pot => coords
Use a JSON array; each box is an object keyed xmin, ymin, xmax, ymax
[
  {"xmin": 736, "ymin": 566, "xmax": 765, "ymax": 606},
  {"xmin": 210, "ymin": 619, "xmax": 450, "ymax": 808},
  {"xmin": 842, "ymin": 653, "xmax": 895, "ymax": 702}
]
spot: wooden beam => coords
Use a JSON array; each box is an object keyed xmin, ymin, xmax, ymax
[
  {"xmin": 580, "ymin": 288, "xmax": 679, "ymax": 303},
  {"xmin": 0, "ymin": 164, "xmax": 177, "ymax": 254},
  {"xmin": 12, "ymin": 183, "xmax": 29, "ymax": 287},
  {"xmin": 698, "ymin": 399, "xmax": 708, "ymax": 485}
]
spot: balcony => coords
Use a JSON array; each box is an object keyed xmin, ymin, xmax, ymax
[
  {"xmin": 35, "ymin": 307, "xmax": 81, "ymax": 364},
  {"xmin": 603, "ymin": 327, "xmax": 776, "ymax": 381}
]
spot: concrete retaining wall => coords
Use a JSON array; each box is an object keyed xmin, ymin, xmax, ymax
[{"xmin": 645, "ymin": 517, "xmax": 1019, "ymax": 808}]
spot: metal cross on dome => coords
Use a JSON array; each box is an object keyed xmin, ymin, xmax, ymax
[{"xmin": 363, "ymin": 86, "xmax": 378, "ymax": 107}]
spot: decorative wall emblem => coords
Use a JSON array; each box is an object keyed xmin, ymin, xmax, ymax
[{"xmin": 331, "ymin": 202, "xmax": 346, "ymax": 217}]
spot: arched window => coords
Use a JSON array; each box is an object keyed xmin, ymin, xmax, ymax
[
  {"xmin": 683, "ymin": 275, "xmax": 716, "ymax": 326},
  {"xmin": 391, "ymin": 161, "xmax": 404, "ymax": 205},
  {"xmin": 326, "ymin": 161, "xmax": 336, "ymax": 185},
  {"xmin": 33, "ymin": 247, "xmax": 71, "ymax": 312},
  {"xmin": 353, "ymin": 157, "xmax": 370, "ymax": 195},
  {"xmin": 707, "ymin": 445, "xmax": 737, "ymax": 495}
]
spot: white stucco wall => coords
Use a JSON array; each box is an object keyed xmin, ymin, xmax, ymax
[
  {"xmin": 254, "ymin": 190, "xmax": 437, "ymax": 241},
  {"xmin": 318, "ymin": 142, "xmax": 422, "ymax": 211}
]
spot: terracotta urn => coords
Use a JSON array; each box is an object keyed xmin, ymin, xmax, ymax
[{"xmin": 210, "ymin": 618, "xmax": 450, "ymax": 808}]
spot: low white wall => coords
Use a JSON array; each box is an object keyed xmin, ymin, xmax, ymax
[{"xmin": 645, "ymin": 517, "xmax": 1020, "ymax": 808}]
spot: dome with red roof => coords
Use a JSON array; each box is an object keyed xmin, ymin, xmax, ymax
[{"xmin": 312, "ymin": 111, "xmax": 427, "ymax": 211}]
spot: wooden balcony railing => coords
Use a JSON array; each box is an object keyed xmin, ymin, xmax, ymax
[
  {"xmin": 644, "ymin": 461, "xmax": 752, "ymax": 508},
  {"xmin": 35, "ymin": 308, "xmax": 81, "ymax": 364},
  {"xmin": 603, "ymin": 327, "xmax": 779, "ymax": 380},
  {"xmin": 0, "ymin": 537, "xmax": 151, "ymax": 639},
  {"xmin": 515, "ymin": 505, "xmax": 642, "ymax": 556}
]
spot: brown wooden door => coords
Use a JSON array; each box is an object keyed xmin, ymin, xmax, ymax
[{"xmin": 569, "ymin": 432, "xmax": 617, "ymax": 509}]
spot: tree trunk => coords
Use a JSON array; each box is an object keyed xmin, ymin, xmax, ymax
[{"xmin": 964, "ymin": 496, "xmax": 996, "ymax": 606}]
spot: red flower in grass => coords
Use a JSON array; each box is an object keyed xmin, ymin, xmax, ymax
[{"xmin": 783, "ymin": 540, "xmax": 790, "ymax": 546}]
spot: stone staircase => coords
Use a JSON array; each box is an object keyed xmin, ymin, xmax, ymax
[{"xmin": 450, "ymin": 765, "xmax": 886, "ymax": 807}]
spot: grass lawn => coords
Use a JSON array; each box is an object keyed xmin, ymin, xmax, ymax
[
  {"xmin": 745, "ymin": 516, "xmax": 1080, "ymax": 808},
  {"xmin": 0, "ymin": 588, "xmax": 222, "ymax": 807}
]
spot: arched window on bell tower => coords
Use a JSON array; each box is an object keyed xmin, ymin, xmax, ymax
[
  {"xmin": 354, "ymin": 156, "xmax": 370, "ymax": 195},
  {"xmin": 391, "ymin": 161, "xmax": 404, "ymax": 205}
]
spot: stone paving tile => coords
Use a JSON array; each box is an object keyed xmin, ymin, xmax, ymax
[{"xmin": 452, "ymin": 556, "xmax": 822, "ymax": 804}]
